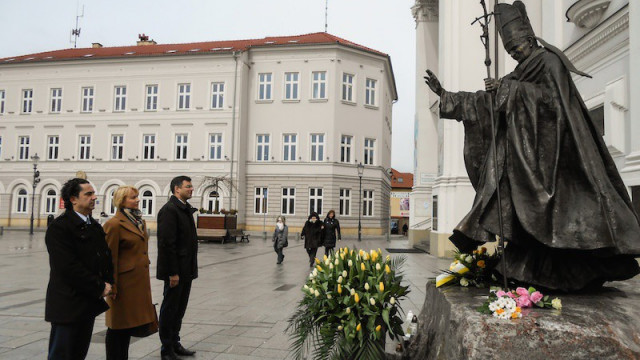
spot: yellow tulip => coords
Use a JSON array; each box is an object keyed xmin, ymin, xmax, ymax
[
  {"xmin": 315, "ymin": 258, "xmax": 321, "ymax": 264},
  {"xmin": 356, "ymin": 323, "xmax": 362, "ymax": 332},
  {"xmin": 379, "ymin": 282, "xmax": 384, "ymax": 292},
  {"xmin": 386, "ymin": 255, "xmax": 391, "ymax": 262},
  {"xmin": 317, "ymin": 265, "xmax": 323, "ymax": 272},
  {"xmin": 385, "ymin": 264, "xmax": 391, "ymax": 274},
  {"xmin": 355, "ymin": 293, "xmax": 360, "ymax": 303},
  {"xmin": 323, "ymin": 254, "xmax": 328, "ymax": 262},
  {"xmin": 360, "ymin": 263, "xmax": 365, "ymax": 271},
  {"xmin": 375, "ymin": 325, "xmax": 381, "ymax": 332},
  {"xmin": 338, "ymin": 284, "xmax": 342, "ymax": 294}
]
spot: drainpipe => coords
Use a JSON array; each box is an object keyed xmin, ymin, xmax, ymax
[{"xmin": 229, "ymin": 51, "xmax": 239, "ymax": 210}]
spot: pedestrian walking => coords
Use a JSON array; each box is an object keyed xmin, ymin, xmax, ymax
[
  {"xmin": 402, "ymin": 223, "xmax": 409, "ymax": 237},
  {"xmin": 301, "ymin": 212, "xmax": 324, "ymax": 267},
  {"xmin": 323, "ymin": 210, "xmax": 341, "ymax": 256},
  {"xmin": 103, "ymin": 186, "xmax": 158, "ymax": 360},
  {"xmin": 45, "ymin": 178, "xmax": 114, "ymax": 360},
  {"xmin": 273, "ymin": 216, "xmax": 289, "ymax": 264},
  {"xmin": 157, "ymin": 176, "xmax": 198, "ymax": 360}
]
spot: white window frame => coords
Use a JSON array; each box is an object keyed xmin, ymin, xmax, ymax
[
  {"xmin": 50, "ymin": 88, "xmax": 62, "ymax": 113},
  {"xmin": 142, "ymin": 134, "xmax": 156, "ymax": 160},
  {"xmin": 309, "ymin": 188, "xmax": 323, "ymax": 215},
  {"xmin": 145, "ymin": 84, "xmax": 158, "ymax": 111},
  {"xmin": 312, "ymin": 71, "xmax": 327, "ymax": 100},
  {"xmin": 114, "ymin": 85, "xmax": 127, "ymax": 112},
  {"xmin": 81, "ymin": 86, "xmax": 94, "ymax": 113},
  {"xmin": 106, "ymin": 187, "xmax": 118, "ymax": 216},
  {"xmin": 340, "ymin": 135, "xmax": 353, "ymax": 163},
  {"xmin": 364, "ymin": 138, "xmax": 375, "ymax": 166},
  {"xmin": 18, "ymin": 136, "xmax": 30, "ymax": 160},
  {"xmin": 140, "ymin": 189, "xmax": 155, "ymax": 216},
  {"xmin": 258, "ymin": 73, "xmax": 273, "ymax": 101},
  {"xmin": 281, "ymin": 187, "xmax": 296, "ymax": 215},
  {"xmin": 256, "ymin": 134, "xmax": 270, "ymax": 161},
  {"xmin": 211, "ymin": 82, "xmax": 225, "ymax": 109},
  {"xmin": 44, "ymin": 188, "xmax": 58, "ymax": 215},
  {"xmin": 282, "ymin": 133, "xmax": 297, "ymax": 162},
  {"xmin": 177, "ymin": 83, "xmax": 191, "ymax": 110},
  {"xmin": 205, "ymin": 190, "xmax": 223, "ymax": 213},
  {"xmin": 78, "ymin": 135, "xmax": 92, "ymax": 160},
  {"xmin": 15, "ymin": 188, "xmax": 28, "ymax": 214},
  {"xmin": 310, "ymin": 133, "xmax": 325, "ymax": 162},
  {"xmin": 339, "ymin": 188, "xmax": 351, "ymax": 216},
  {"xmin": 174, "ymin": 133, "xmax": 189, "ymax": 160},
  {"xmin": 111, "ymin": 134, "xmax": 124, "ymax": 161},
  {"xmin": 22, "ymin": 89, "xmax": 33, "ymax": 114},
  {"xmin": 365, "ymin": 78, "xmax": 377, "ymax": 106},
  {"xmin": 342, "ymin": 73, "xmax": 354, "ymax": 102},
  {"xmin": 284, "ymin": 72, "xmax": 299, "ymax": 100},
  {"xmin": 254, "ymin": 187, "xmax": 268, "ymax": 214},
  {"xmin": 363, "ymin": 190, "xmax": 374, "ymax": 217},
  {"xmin": 208, "ymin": 133, "xmax": 223, "ymax": 160},
  {"xmin": 47, "ymin": 135, "xmax": 59, "ymax": 160},
  {"xmin": 0, "ymin": 90, "xmax": 5, "ymax": 114}
]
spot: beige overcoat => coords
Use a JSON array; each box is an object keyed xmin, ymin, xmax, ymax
[{"xmin": 104, "ymin": 211, "xmax": 156, "ymax": 329}]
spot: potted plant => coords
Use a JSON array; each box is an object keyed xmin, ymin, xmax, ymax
[{"xmin": 287, "ymin": 247, "xmax": 410, "ymax": 359}]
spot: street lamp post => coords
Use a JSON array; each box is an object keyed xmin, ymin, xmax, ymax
[
  {"xmin": 29, "ymin": 153, "xmax": 41, "ymax": 235},
  {"xmin": 357, "ymin": 162, "xmax": 364, "ymax": 241}
]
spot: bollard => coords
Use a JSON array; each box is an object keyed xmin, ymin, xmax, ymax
[{"xmin": 0, "ymin": 226, "xmax": 3, "ymax": 236}]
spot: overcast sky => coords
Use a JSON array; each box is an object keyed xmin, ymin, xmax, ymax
[{"xmin": 0, "ymin": 0, "xmax": 418, "ymax": 173}]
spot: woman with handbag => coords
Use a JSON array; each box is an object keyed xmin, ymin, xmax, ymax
[
  {"xmin": 272, "ymin": 216, "xmax": 288, "ymax": 264},
  {"xmin": 104, "ymin": 186, "xmax": 158, "ymax": 360}
]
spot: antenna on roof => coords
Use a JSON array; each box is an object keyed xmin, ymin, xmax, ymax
[
  {"xmin": 70, "ymin": 3, "xmax": 84, "ymax": 48},
  {"xmin": 324, "ymin": 0, "xmax": 328, "ymax": 33}
]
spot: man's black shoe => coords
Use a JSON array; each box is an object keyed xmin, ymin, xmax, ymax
[
  {"xmin": 174, "ymin": 344, "xmax": 196, "ymax": 356},
  {"xmin": 161, "ymin": 352, "xmax": 179, "ymax": 360}
]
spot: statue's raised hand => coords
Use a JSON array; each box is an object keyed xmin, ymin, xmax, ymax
[{"xmin": 424, "ymin": 70, "xmax": 443, "ymax": 96}]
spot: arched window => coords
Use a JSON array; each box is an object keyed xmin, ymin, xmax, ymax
[
  {"xmin": 44, "ymin": 189, "xmax": 58, "ymax": 215},
  {"xmin": 205, "ymin": 190, "xmax": 223, "ymax": 212},
  {"xmin": 16, "ymin": 188, "xmax": 28, "ymax": 213},
  {"xmin": 105, "ymin": 187, "xmax": 118, "ymax": 215},
  {"xmin": 140, "ymin": 189, "xmax": 154, "ymax": 216}
]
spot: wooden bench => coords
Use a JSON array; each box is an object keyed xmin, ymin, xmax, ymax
[
  {"xmin": 228, "ymin": 229, "xmax": 250, "ymax": 243},
  {"xmin": 197, "ymin": 228, "xmax": 228, "ymax": 243}
]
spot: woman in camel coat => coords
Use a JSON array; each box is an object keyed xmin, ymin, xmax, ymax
[{"xmin": 104, "ymin": 185, "xmax": 157, "ymax": 360}]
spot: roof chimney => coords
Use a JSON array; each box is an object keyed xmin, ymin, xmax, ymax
[
  {"xmin": 137, "ymin": 33, "xmax": 157, "ymax": 46},
  {"xmin": 92, "ymin": 43, "xmax": 103, "ymax": 48}
]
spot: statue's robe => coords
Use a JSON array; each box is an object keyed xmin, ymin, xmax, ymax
[{"xmin": 439, "ymin": 47, "xmax": 640, "ymax": 291}]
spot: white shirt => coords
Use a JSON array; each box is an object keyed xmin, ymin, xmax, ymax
[{"xmin": 75, "ymin": 211, "xmax": 91, "ymax": 224}]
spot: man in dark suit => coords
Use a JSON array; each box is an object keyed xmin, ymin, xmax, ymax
[
  {"xmin": 157, "ymin": 176, "xmax": 198, "ymax": 360},
  {"xmin": 45, "ymin": 178, "xmax": 114, "ymax": 359}
]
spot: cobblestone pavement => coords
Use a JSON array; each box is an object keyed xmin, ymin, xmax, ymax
[{"xmin": 0, "ymin": 229, "xmax": 450, "ymax": 359}]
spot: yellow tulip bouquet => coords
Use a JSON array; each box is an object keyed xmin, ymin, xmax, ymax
[{"xmin": 287, "ymin": 247, "xmax": 410, "ymax": 360}]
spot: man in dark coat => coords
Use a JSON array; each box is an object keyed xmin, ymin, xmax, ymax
[
  {"xmin": 424, "ymin": 1, "xmax": 640, "ymax": 291},
  {"xmin": 301, "ymin": 212, "xmax": 324, "ymax": 267},
  {"xmin": 45, "ymin": 178, "xmax": 114, "ymax": 359},
  {"xmin": 156, "ymin": 176, "xmax": 198, "ymax": 360}
]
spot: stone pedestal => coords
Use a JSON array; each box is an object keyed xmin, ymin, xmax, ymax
[{"xmin": 399, "ymin": 279, "xmax": 640, "ymax": 359}]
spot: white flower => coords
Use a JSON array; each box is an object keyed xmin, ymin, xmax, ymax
[
  {"xmin": 365, "ymin": 283, "xmax": 370, "ymax": 291},
  {"xmin": 335, "ymin": 259, "xmax": 340, "ymax": 265},
  {"xmin": 312, "ymin": 279, "xmax": 315, "ymax": 284},
  {"xmin": 327, "ymin": 294, "xmax": 332, "ymax": 299},
  {"xmin": 313, "ymin": 269, "xmax": 318, "ymax": 277},
  {"xmin": 459, "ymin": 278, "xmax": 469, "ymax": 287},
  {"xmin": 370, "ymin": 298, "xmax": 376, "ymax": 306},
  {"xmin": 350, "ymin": 288, "xmax": 355, "ymax": 295},
  {"xmin": 551, "ymin": 298, "xmax": 562, "ymax": 310},
  {"xmin": 338, "ymin": 276, "xmax": 343, "ymax": 284},
  {"xmin": 303, "ymin": 284, "xmax": 309, "ymax": 290},
  {"xmin": 348, "ymin": 260, "xmax": 353, "ymax": 267},
  {"xmin": 325, "ymin": 258, "xmax": 330, "ymax": 266},
  {"xmin": 329, "ymin": 263, "xmax": 334, "ymax": 270},
  {"xmin": 346, "ymin": 308, "xmax": 351, "ymax": 314},
  {"xmin": 314, "ymin": 290, "xmax": 320, "ymax": 297},
  {"xmin": 465, "ymin": 255, "xmax": 474, "ymax": 263},
  {"xmin": 338, "ymin": 325, "xmax": 343, "ymax": 331},
  {"xmin": 342, "ymin": 270, "xmax": 348, "ymax": 277},
  {"xmin": 390, "ymin": 297, "xmax": 396, "ymax": 305},
  {"xmin": 376, "ymin": 263, "xmax": 381, "ymax": 271}
]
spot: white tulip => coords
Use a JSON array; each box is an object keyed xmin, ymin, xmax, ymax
[
  {"xmin": 314, "ymin": 289, "xmax": 320, "ymax": 297},
  {"xmin": 348, "ymin": 260, "xmax": 353, "ymax": 267},
  {"xmin": 342, "ymin": 270, "xmax": 348, "ymax": 277},
  {"xmin": 327, "ymin": 294, "xmax": 332, "ymax": 299},
  {"xmin": 338, "ymin": 325, "xmax": 343, "ymax": 331},
  {"xmin": 350, "ymin": 288, "xmax": 355, "ymax": 295},
  {"xmin": 365, "ymin": 283, "xmax": 370, "ymax": 291},
  {"xmin": 338, "ymin": 276, "xmax": 343, "ymax": 284},
  {"xmin": 335, "ymin": 259, "xmax": 340, "ymax": 265},
  {"xmin": 376, "ymin": 263, "xmax": 381, "ymax": 271},
  {"xmin": 370, "ymin": 298, "xmax": 376, "ymax": 306},
  {"xmin": 346, "ymin": 308, "xmax": 351, "ymax": 314},
  {"xmin": 329, "ymin": 263, "xmax": 334, "ymax": 270},
  {"xmin": 390, "ymin": 297, "xmax": 396, "ymax": 305}
]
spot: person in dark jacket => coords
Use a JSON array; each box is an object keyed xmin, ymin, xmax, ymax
[
  {"xmin": 323, "ymin": 210, "xmax": 341, "ymax": 256},
  {"xmin": 301, "ymin": 212, "xmax": 324, "ymax": 267},
  {"xmin": 45, "ymin": 178, "xmax": 114, "ymax": 360},
  {"xmin": 156, "ymin": 176, "xmax": 198, "ymax": 360},
  {"xmin": 272, "ymin": 216, "xmax": 289, "ymax": 264}
]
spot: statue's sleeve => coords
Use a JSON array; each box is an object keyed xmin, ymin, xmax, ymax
[{"xmin": 439, "ymin": 90, "xmax": 492, "ymax": 123}]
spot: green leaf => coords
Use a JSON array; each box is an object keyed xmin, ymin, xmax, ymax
[{"xmin": 382, "ymin": 308, "xmax": 390, "ymax": 329}]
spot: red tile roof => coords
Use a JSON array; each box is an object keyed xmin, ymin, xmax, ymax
[
  {"xmin": 0, "ymin": 32, "xmax": 388, "ymax": 64},
  {"xmin": 391, "ymin": 168, "xmax": 413, "ymax": 189}
]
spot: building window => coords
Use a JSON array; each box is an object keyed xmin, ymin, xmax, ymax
[
  {"xmin": 340, "ymin": 135, "xmax": 352, "ymax": 163},
  {"xmin": 256, "ymin": 134, "xmax": 270, "ymax": 161},
  {"xmin": 342, "ymin": 73, "xmax": 354, "ymax": 102},
  {"xmin": 284, "ymin": 72, "xmax": 299, "ymax": 100},
  {"xmin": 365, "ymin": 78, "xmax": 377, "ymax": 106},
  {"xmin": 140, "ymin": 189, "xmax": 154, "ymax": 216},
  {"xmin": 178, "ymin": 83, "xmax": 191, "ymax": 110},
  {"xmin": 282, "ymin": 187, "xmax": 295, "ymax": 215},
  {"xmin": 310, "ymin": 134, "xmax": 325, "ymax": 162},
  {"xmin": 209, "ymin": 133, "xmax": 223, "ymax": 160},
  {"xmin": 258, "ymin": 73, "xmax": 272, "ymax": 100},
  {"xmin": 18, "ymin": 136, "xmax": 30, "ymax": 160},
  {"xmin": 254, "ymin": 187, "xmax": 268, "ymax": 214},
  {"xmin": 283, "ymin": 134, "xmax": 297, "ymax": 161},
  {"xmin": 81, "ymin": 87, "xmax": 94, "ymax": 113},
  {"xmin": 111, "ymin": 134, "xmax": 124, "ymax": 160},
  {"xmin": 205, "ymin": 190, "xmax": 222, "ymax": 212},
  {"xmin": 50, "ymin": 88, "xmax": 62, "ymax": 113},
  {"xmin": 312, "ymin": 71, "xmax": 327, "ymax": 99},
  {"xmin": 79, "ymin": 135, "xmax": 91, "ymax": 160},
  {"xmin": 364, "ymin": 138, "xmax": 375, "ymax": 165},
  {"xmin": 0, "ymin": 90, "xmax": 5, "ymax": 114},
  {"xmin": 211, "ymin": 82, "xmax": 224, "ymax": 109},
  {"xmin": 114, "ymin": 86, "xmax": 127, "ymax": 111},
  {"xmin": 432, "ymin": 195, "xmax": 438, "ymax": 231},
  {"xmin": 106, "ymin": 187, "xmax": 117, "ymax": 215},
  {"xmin": 44, "ymin": 189, "xmax": 58, "ymax": 215},
  {"xmin": 145, "ymin": 85, "xmax": 158, "ymax": 111},
  {"xmin": 22, "ymin": 89, "xmax": 33, "ymax": 113},
  {"xmin": 16, "ymin": 188, "xmax": 28, "ymax": 213},
  {"xmin": 47, "ymin": 135, "xmax": 59, "ymax": 160},
  {"xmin": 142, "ymin": 134, "xmax": 156, "ymax": 160},
  {"xmin": 175, "ymin": 134, "xmax": 188, "ymax": 160},
  {"xmin": 309, "ymin": 188, "xmax": 323, "ymax": 215},
  {"xmin": 339, "ymin": 188, "xmax": 351, "ymax": 216},
  {"xmin": 363, "ymin": 190, "xmax": 374, "ymax": 217}
]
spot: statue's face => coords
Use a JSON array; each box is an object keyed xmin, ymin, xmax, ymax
[{"xmin": 508, "ymin": 39, "xmax": 534, "ymax": 64}]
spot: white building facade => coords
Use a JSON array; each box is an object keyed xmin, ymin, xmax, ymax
[
  {"xmin": 411, "ymin": 0, "xmax": 639, "ymax": 256},
  {"xmin": 0, "ymin": 33, "xmax": 397, "ymax": 233}
]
